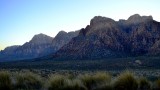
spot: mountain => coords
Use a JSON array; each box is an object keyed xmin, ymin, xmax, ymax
[
  {"xmin": 53, "ymin": 14, "xmax": 160, "ymax": 59},
  {"xmin": 52, "ymin": 30, "xmax": 80, "ymax": 52},
  {"xmin": 0, "ymin": 45, "xmax": 20, "ymax": 55},
  {"xmin": 0, "ymin": 45, "xmax": 20, "ymax": 60},
  {"xmin": 0, "ymin": 34, "xmax": 53, "ymax": 61},
  {"xmin": 1, "ymin": 14, "xmax": 160, "ymax": 61},
  {"xmin": 13, "ymin": 33, "xmax": 53, "ymax": 59},
  {"xmin": 0, "ymin": 31, "xmax": 79, "ymax": 61}
]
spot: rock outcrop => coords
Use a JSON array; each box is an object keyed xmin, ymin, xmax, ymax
[
  {"xmin": 54, "ymin": 14, "xmax": 160, "ymax": 59},
  {"xmin": 1, "ymin": 14, "xmax": 160, "ymax": 61},
  {"xmin": 52, "ymin": 30, "xmax": 79, "ymax": 51},
  {"xmin": 0, "ymin": 31, "xmax": 79, "ymax": 61}
]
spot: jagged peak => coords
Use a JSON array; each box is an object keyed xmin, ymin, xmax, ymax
[
  {"xmin": 32, "ymin": 33, "xmax": 48, "ymax": 38},
  {"xmin": 128, "ymin": 14, "xmax": 141, "ymax": 19},
  {"xmin": 90, "ymin": 16, "xmax": 115, "ymax": 26},
  {"xmin": 56, "ymin": 30, "xmax": 67, "ymax": 36},
  {"xmin": 30, "ymin": 33, "xmax": 53, "ymax": 44},
  {"xmin": 54, "ymin": 31, "xmax": 68, "ymax": 39},
  {"xmin": 56, "ymin": 30, "xmax": 80, "ymax": 37},
  {"xmin": 32, "ymin": 33, "xmax": 52, "ymax": 40},
  {"xmin": 127, "ymin": 14, "xmax": 153, "ymax": 24}
]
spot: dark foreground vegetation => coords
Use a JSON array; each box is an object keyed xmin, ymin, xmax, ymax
[
  {"xmin": 1, "ymin": 56, "xmax": 160, "ymax": 70},
  {"xmin": 0, "ymin": 70, "xmax": 160, "ymax": 90}
]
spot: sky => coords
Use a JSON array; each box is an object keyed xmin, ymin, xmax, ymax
[{"xmin": 0, "ymin": 0, "xmax": 160, "ymax": 50}]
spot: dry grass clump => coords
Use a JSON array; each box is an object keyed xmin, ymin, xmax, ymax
[
  {"xmin": 79, "ymin": 72, "xmax": 111, "ymax": 90},
  {"xmin": 0, "ymin": 70, "xmax": 160, "ymax": 90},
  {"xmin": 0, "ymin": 71, "xmax": 12, "ymax": 90},
  {"xmin": 63, "ymin": 79, "xmax": 87, "ymax": 90},
  {"xmin": 47, "ymin": 74, "xmax": 66, "ymax": 90},
  {"xmin": 47, "ymin": 74, "xmax": 86, "ymax": 90},
  {"xmin": 153, "ymin": 79, "xmax": 160, "ymax": 90},
  {"xmin": 113, "ymin": 71, "xmax": 138, "ymax": 90},
  {"xmin": 14, "ymin": 71, "xmax": 43, "ymax": 90},
  {"xmin": 138, "ymin": 77, "xmax": 151, "ymax": 90}
]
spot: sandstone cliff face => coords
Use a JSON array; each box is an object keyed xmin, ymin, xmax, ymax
[
  {"xmin": 52, "ymin": 30, "xmax": 79, "ymax": 51},
  {"xmin": 0, "ymin": 31, "xmax": 79, "ymax": 61},
  {"xmin": 14, "ymin": 34, "xmax": 53, "ymax": 59},
  {"xmin": 0, "ymin": 45, "xmax": 20, "ymax": 60},
  {"xmin": 1, "ymin": 14, "xmax": 160, "ymax": 61},
  {"xmin": 0, "ymin": 34, "xmax": 54, "ymax": 60},
  {"xmin": 1, "ymin": 45, "xmax": 20, "ymax": 55},
  {"xmin": 54, "ymin": 14, "xmax": 160, "ymax": 59}
]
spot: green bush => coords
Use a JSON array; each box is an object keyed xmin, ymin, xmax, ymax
[
  {"xmin": 138, "ymin": 77, "xmax": 151, "ymax": 90},
  {"xmin": 0, "ymin": 71, "xmax": 12, "ymax": 90},
  {"xmin": 14, "ymin": 72, "xmax": 43, "ymax": 90},
  {"xmin": 113, "ymin": 71, "xmax": 138, "ymax": 90},
  {"xmin": 79, "ymin": 72, "xmax": 111, "ymax": 90}
]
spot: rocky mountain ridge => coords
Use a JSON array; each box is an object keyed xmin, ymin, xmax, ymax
[
  {"xmin": 1, "ymin": 14, "xmax": 160, "ymax": 61},
  {"xmin": 0, "ymin": 31, "xmax": 79, "ymax": 61},
  {"xmin": 53, "ymin": 14, "xmax": 160, "ymax": 59}
]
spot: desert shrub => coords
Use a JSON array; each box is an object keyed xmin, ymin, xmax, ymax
[
  {"xmin": 79, "ymin": 72, "xmax": 111, "ymax": 90},
  {"xmin": 47, "ymin": 74, "xmax": 87, "ymax": 90},
  {"xmin": 0, "ymin": 71, "xmax": 12, "ymax": 90},
  {"xmin": 152, "ymin": 79, "xmax": 160, "ymax": 90},
  {"xmin": 63, "ymin": 79, "xmax": 87, "ymax": 90},
  {"xmin": 93, "ymin": 84, "xmax": 113, "ymax": 90},
  {"xmin": 113, "ymin": 71, "xmax": 138, "ymax": 90},
  {"xmin": 93, "ymin": 72, "xmax": 111, "ymax": 83},
  {"xmin": 47, "ymin": 74, "xmax": 66, "ymax": 90},
  {"xmin": 14, "ymin": 72, "xmax": 43, "ymax": 90},
  {"xmin": 138, "ymin": 77, "xmax": 151, "ymax": 90},
  {"xmin": 79, "ymin": 73, "xmax": 93, "ymax": 89}
]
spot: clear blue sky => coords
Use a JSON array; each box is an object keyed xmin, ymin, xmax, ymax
[{"xmin": 0, "ymin": 0, "xmax": 160, "ymax": 50}]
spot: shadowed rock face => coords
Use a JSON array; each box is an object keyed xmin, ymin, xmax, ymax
[
  {"xmin": 54, "ymin": 14, "xmax": 160, "ymax": 59},
  {"xmin": 14, "ymin": 34, "xmax": 53, "ymax": 59},
  {"xmin": 0, "ymin": 34, "xmax": 54, "ymax": 61},
  {"xmin": 30, "ymin": 33, "xmax": 53, "ymax": 45},
  {"xmin": 52, "ymin": 30, "xmax": 80, "ymax": 51},
  {"xmin": 127, "ymin": 14, "xmax": 153, "ymax": 24},
  {"xmin": 0, "ymin": 46, "xmax": 20, "ymax": 55},
  {"xmin": 0, "ymin": 31, "xmax": 79, "ymax": 61},
  {"xmin": 1, "ymin": 14, "xmax": 160, "ymax": 61}
]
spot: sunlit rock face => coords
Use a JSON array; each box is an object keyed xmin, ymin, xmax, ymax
[{"xmin": 54, "ymin": 14, "xmax": 160, "ymax": 59}]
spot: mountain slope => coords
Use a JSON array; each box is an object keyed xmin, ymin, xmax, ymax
[
  {"xmin": 54, "ymin": 14, "xmax": 160, "ymax": 59},
  {"xmin": 0, "ymin": 34, "xmax": 53, "ymax": 61},
  {"xmin": 13, "ymin": 33, "xmax": 53, "ymax": 59},
  {"xmin": 1, "ymin": 14, "xmax": 160, "ymax": 61},
  {"xmin": 0, "ymin": 31, "xmax": 79, "ymax": 61},
  {"xmin": 52, "ymin": 30, "xmax": 80, "ymax": 51}
]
